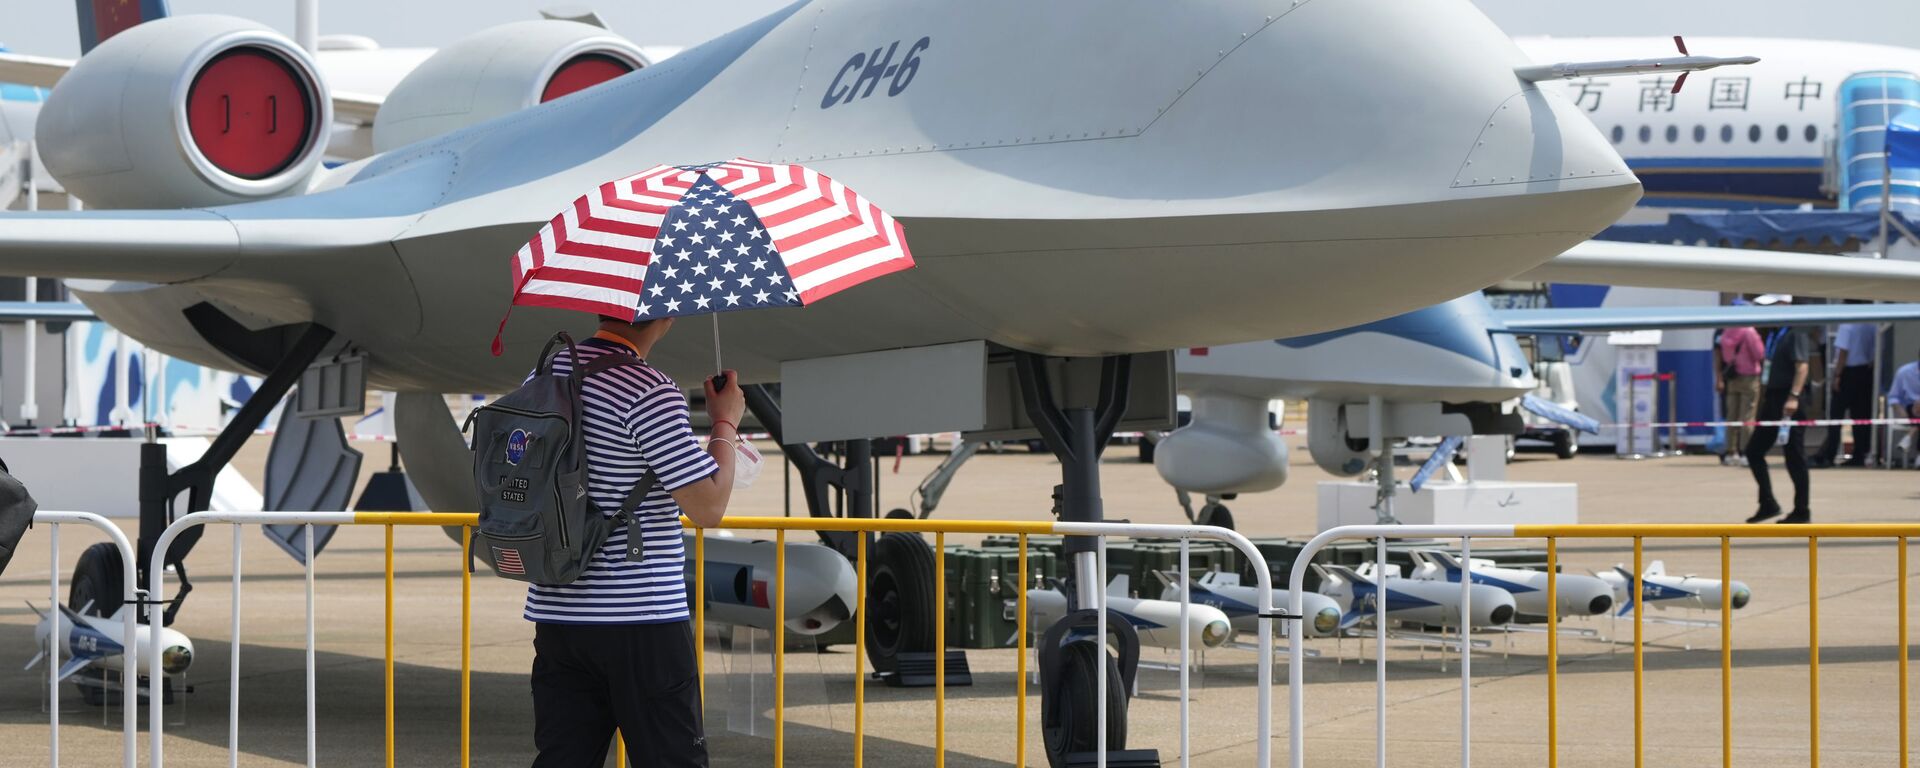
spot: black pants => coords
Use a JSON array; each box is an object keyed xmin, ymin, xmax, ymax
[
  {"xmin": 1746, "ymin": 389, "xmax": 1809, "ymax": 513},
  {"xmin": 532, "ymin": 621, "xmax": 706, "ymax": 767},
  {"xmin": 1817, "ymin": 366, "xmax": 1874, "ymax": 462}
]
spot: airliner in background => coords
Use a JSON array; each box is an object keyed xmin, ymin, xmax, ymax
[
  {"xmin": 1150, "ymin": 35, "xmax": 1920, "ymax": 521},
  {"xmin": 1517, "ymin": 36, "xmax": 1920, "ymax": 215},
  {"xmin": 1519, "ymin": 36, "xmax": 1920, "ymax": 445}
]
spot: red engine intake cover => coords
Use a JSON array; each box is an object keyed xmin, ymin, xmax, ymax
[
  {"xmin": 185, "ymin": 46, "xmax": 314, "ymax": 180},
  {"xmin": 540, "ymin": 53, "xmax": 635, "ymax": 103}
]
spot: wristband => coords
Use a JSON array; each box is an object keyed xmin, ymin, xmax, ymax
[{"xmin": 713, "ymin": 418, "xmax": 737, "ymax": 433}]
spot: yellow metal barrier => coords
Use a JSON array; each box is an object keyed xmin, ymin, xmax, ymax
[
  {"xmin": 143, "ymin": 511, "xmax": 1268, "ymax": 767},
  {"xmin": 1288, "ymin": 523, "xmax": 1920, "ymax": 768}
]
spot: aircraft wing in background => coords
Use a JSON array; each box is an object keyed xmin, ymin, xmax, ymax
[
  {"xmin": 1494, "ymin": 301, "xmax": 1920, "ymax": 334},
  {"xmin": 1521, "ymin": 241, "xmax": 1920, "ymax": 302},
  {"xmin": 0, "ymin": 51, "xmax": 68, "ymax": 90}
]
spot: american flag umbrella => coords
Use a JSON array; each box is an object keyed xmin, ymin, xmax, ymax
[{"xmin": 493, "ymin": 157, "xmax": 913, "ymax": 355}]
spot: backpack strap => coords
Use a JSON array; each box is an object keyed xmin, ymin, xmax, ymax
[
  {"xmin": 614, "ymin": 470, "xmax": 660, "ymax": 563},
  {"xmin": 536, "ymin": 331, "xmax": 580, "ymax": 377},
  {"xmin": 577, "ymin": 350, "xmax": 646, "ymax": 380}
]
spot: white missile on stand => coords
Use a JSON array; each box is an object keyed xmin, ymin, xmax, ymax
[
  {"xmin": 25, "ymin": 602, "xmax": 195, "ymax": 681},
  {"xmin": 1407, "ymin": 550, "xmax": 1616, "ymax": 619},
  {"xmin": 1153, "ymin": 571, "xmax": 1345, "ymax": 638},
  {"xmin": 684, "ymin": 534, "xmax": 859, "ymax": 636},
  {"xmin": 1597, "ymin": 559, "xmax": 1752, "ymax": 616},
  {"xmin": 1026, "ymin": 575, "xmax": 1234, "ymax": 651},
  {"xmin": 1316, "ymin": 563, "xmax": 1517, "ymax": 630}
]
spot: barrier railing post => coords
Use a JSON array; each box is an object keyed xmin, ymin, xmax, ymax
[
  {"xmin": 1179, "ymin": 537, "xmax": 1191, "ymax": 768},
  {"xmin": 696, "ymin": 528, "xmax": 706, "ymax": 704},
  {"xmin": 1810, "ymin": 537, "xmax": 1820, "ymax": 768},
  {"xmin": 854, "ymin": 532, "xmax": 866, "ymax": 768},
  {"xmin": 936, "ymin": 531, "xmax": 948, "ymax": 768},
  {"xmin": 1458, "ymin": 536, "xmax": 1471, "ymax": 768},
  {"xmin": 1901, "ymin": 537, "xmax": 1909, "ymax": 768},
  {"xmin": 1096, "ymin": 534, "xmax": 1108, "ymax": 768},
  {"xmin": 231, "ymin": 524, "xmax": 243, "ymax": 767},
  {"xmin": 774, "ymin": 528, "xmax": 786, "ymax": 768},
  {"xmin": 1632, "ymin": 537, "xmax": 1644, "ymax": 768},
  {"xmin": 1376, "ymin": 535, "xmax": 1387, "ymax": 768},
  {"xmin": 48, "ymin": 522, "xmax": 57, "ymax": 768},
  {"xmin": 384, "ymin": 524, "xmax": 395, "ymax": 768},
  {"xmin": 1017, "ymin": 533, "xmax": 1028, "ymax": 768},
  {"xmin": 1721, "ymin": 537, "xmax": 1732, "ymax": 768},
  {"xmin": 461, "ymin": 525, "xmax": 472, "ymax": 768},
  {"xmin": 305, "ymin": 524, "xmax": 316, "ymax": 768},
  {"xmin": 1546, "ymin": 537, "xmax": 1558, "ymax": 768}
]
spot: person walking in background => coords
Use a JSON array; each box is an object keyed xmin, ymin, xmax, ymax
[
  {"xmin": 1746, "ymin": 325, "xmax": 1812, "ymax": 523},
  {"xmin": 1716, "ymin": 322, "xmax": 1765, "ymax": 467},
  {"xmin": 1815, "ymin": 317, "xmax": 1877, "ymax": 467}
]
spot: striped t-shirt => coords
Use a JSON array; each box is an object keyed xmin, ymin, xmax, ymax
[{"xmin": 522, "ymin": 336, "xmax": 718, "ymax": 624}]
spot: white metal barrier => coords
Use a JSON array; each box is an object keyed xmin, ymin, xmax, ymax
[
  {"xmin": 33, "ymin": 510, "xmax": 139, "ymax": 768},
  {"xmin": 1286, "ymin": 525, "xmax": 1501, "ymax": 768},
  {"xmin": 136, "ymin": 511, "xmax": 1276, "ymax": 767}
]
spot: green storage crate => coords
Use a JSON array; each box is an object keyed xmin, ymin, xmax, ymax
[
  {"xmin": 941, "ymin": 546, "xmax": 1058, "ymax": 649},
  {"xmin": 1115, "ymin": 540, "xmax": 1236, "ymax": 596}
]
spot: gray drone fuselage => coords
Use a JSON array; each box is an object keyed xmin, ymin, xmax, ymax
[{"xmin": 22, "ymin": 0, "xmax": 1639, "ymax": 392}]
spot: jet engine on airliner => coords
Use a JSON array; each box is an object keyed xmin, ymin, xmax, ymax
[
  {"xmin": 35, "ymin": 16, "xmax": 333, "ymax": 209},
  {"xmin": 1152, "ymin": 392, "xmax": 1288, "ymax": 495},
  {"xmin": 371, "ymin": 20, "xmax": 649, "ymax": 153},
  {"xmin": 1306, "ymin": 398, "xmax": 1371, "ymax": 477}
]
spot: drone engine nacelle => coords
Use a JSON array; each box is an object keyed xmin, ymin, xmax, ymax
[
  {"xmin": 1306, "ymin": 399, "xmax": 1371, "ymax": 477},
  {"xmin": 372, "ymin": 20, "xmax": 648, "ymax": 153},
  {"xmin": 1153, "ymin": 392, "xmax": 1288, "ymax": 495},
  {"xmin": 36, "ymin": 15, "xmax": 331, "ymax": 209}
]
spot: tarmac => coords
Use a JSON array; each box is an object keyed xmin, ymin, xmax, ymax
[{"xmin": 3, "ymin": 437, "xmax": 1918, "ymax": 766}]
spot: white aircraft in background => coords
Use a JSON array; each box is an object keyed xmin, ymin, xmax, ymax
[{"xmin": 1144, "ymin": 35, "xmax": 1920, "ymax": 524}]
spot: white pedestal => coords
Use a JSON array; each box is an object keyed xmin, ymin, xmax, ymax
[
  {"xmin": 0, "ymin": 436, "xmax": 262, "ymax": 517},
  {"xmin": 1317, "ymin": 480, "xmax": 1578, "ymax": 531}
]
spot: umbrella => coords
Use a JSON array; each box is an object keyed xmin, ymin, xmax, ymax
[{"xmin": 492, "ymin": 157, "xmax": 915, "ymax": 375}]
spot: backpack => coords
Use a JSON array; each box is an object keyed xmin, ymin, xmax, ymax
[
  {"xmin": 0, "ymin": 457, "xmax": 37, "ymax": 578},
  {"xmin": 468, "ymin": 332, "xmax": 657, "ymax": 585}
]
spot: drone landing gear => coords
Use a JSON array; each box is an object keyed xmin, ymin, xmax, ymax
[
  {"xmin": 132, "ymin": 323, "xmax": 335, "ymax": 626},
  {"xmin": 1015, "ymin": 352, "xmax": 1157, "ymax": 768}
]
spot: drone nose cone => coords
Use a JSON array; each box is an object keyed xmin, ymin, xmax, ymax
[
  {"xmin": 1588, "ymin": 595, "xmax": 1616, "ymax": 616},
  {"xmin": 1488, "ymin": 604, "xmax": 1516, "ymax": 627},
  {"xmin": 1731, "ymin": 585, "xmax": 1752, "ymax": 610}
]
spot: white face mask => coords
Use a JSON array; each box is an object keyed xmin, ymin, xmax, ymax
[{"xmin": 729, "ymin": 438, "xmax": 765, "ymax": 490}]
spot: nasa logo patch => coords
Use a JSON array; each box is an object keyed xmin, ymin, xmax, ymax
[{"xmin": 505, "ymin": 429, "xmax": 532, "ymax": 466}]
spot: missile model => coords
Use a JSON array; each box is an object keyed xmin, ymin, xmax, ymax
[
  {"xmin": 1597, "ymin": 560, "xmax": 1752, "ymax": 616},
  {"xmin": 1027, "ymin": 575, "xmax": 1234, "ymax": 651},
  {"xmin": 683, "ymin": 534, "xmax": 859, "ymax": 636},
  {"xmin": 1407, "ymin": 550, "xmax": 1615, "ymax": 619},
  {"xmin": 26, "ymin": 602, "xmax": 194, "ymax": 681},
  {"xmin": 1317, "ymin": 563, "xmax": 1517, "ymax": 630},
  {"xmin": 1153, "ymin": 571, "xmax": 1344, "ymax": 638}
]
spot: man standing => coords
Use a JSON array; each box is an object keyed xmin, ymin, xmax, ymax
[
  {"xmin": 1715, "ymin": 323, "xmax": 1764, "ymax": 467},
  {"xmin": 526, "ymin": 315, "xmax": 744, "ymax": 767},
  {"xmin": 1886, "ymin": 352, "xmax": 1920, "ymax": 468},
  {"xmin": 1745, "ymin": 325, "xmax": 1812, "ymax": 523},
  {"xmin": 1815, "ymin": 319, "xmax": 1877, "ymax": 467}
]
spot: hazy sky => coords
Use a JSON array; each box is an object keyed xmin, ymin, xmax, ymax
[{"xmin": 3, "ymin": 0, "xmax": 1918, "ymax": 57}]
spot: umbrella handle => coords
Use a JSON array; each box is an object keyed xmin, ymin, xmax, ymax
[{"xmin": 711, "ymin": 373, "xmax": 730, "ymax": 392}]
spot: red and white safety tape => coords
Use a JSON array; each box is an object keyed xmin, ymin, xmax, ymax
[{"xmin": 1600, "ymin": 417, "xmax": 1920, "ymax": 430}]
